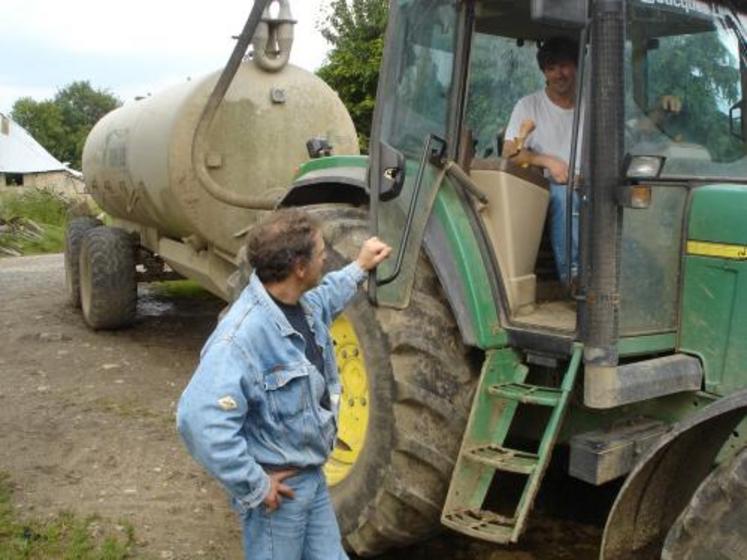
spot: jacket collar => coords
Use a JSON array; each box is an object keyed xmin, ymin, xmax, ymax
[{"xmin": 244, "ymin": 273, "xmax": 314, "ymax": 337}]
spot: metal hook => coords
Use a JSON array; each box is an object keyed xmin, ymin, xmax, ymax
[{"xmin": 252, "ymin": 0, "xmax": 296, "ymax": 72}]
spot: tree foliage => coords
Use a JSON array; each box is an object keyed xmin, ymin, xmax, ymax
[
  {"xmin": 316, "ymin": 0, "xmax": 388, "ymax": 152},
  {"xmin": 10, "ymin": 81, "xmax": 121, "ymax": 170},
  {"xmin": 645, "ymin": 32, "xmax": 742, "ymax": 162}
]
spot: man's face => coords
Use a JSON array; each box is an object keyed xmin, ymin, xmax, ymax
[
  {"xmin": 543, "ymin": 60, "xmax": 577, "ymax": 97},
  {"xmin": 300, "ymin": 231, "xmax": 326, "ymax": 291}
]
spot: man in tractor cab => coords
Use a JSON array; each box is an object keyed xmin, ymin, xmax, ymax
[
  {"xmin": 176, "ymin": 209, "xmax": 391, "ymax": 560},
  {"xmin": 502, "ymin": 36, "xmax": 581, "ymax": 287}
]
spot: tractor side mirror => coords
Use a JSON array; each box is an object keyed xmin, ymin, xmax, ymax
[
  {"xmin": 379, "ymin": 142, "xmax": 406, "ymax": 201},
  {"xmin": 531, "ymin": 0, "xmax": 588, "ymax": 28}
]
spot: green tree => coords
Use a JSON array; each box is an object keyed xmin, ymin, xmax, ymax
[
  {"xmin": 316, "ymin": 0, "xmax": 388, "ymax": 152},
  {"xmin": 10, "ymin": 98, "xmax": 68, "ymax": 161},
  {"xmin": 11, "ymin": 81, "xmax": 121, "ymax": 170},
  {"xmin": 646, "ymin": 32, "xmax": 742, "ymax": 162}
]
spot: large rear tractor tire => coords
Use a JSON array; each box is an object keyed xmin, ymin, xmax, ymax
[
  {"xmin": 64, "ymin": 217, "xmax": 102, "ymax": 308},
  {"xmin": 662, "ymin": 447, "xmax": 747, "ymax": 560},
  {"xmin": 309, "ymin": 205, "xmax": 477, "ymax": 556},
  {"xmin": 79, "ymin": 226, "xmax": 137, "ymax": 330}
]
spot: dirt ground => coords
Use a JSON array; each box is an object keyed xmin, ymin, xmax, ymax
[{"xmin": 0, "ymin": 254, "xmax": 601, "ymax": 559}]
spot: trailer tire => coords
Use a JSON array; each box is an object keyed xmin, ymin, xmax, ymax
[
  {"xmin": 79, "ymin": 226, "xmax": 137, "ymax": 330},
  {"xmin": 662, "ymin": 446, "xmax": 747, "ymax": 560},
  {"xmin": 306, "ymin": 205, "xmax": 477, "ymax": 557},
  {"xmin": 64, "ymin": 217, "xmax": 102, "ymax": 308}
]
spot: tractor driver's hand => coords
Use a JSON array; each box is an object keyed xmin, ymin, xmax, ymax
[
  {"xmin": 356, "ymin": 237, "xmax": 393, "ymax": 271},
  {"xmin": 262, "ymin": 469, "xmax": 296, "ymax": 512},
  {"xmin": 545, "ymin": 156, "xmax": 570, "ymax": 185},
  {"xmin": 660, "ymin": 95, "xmax": 682, "ymax": 114}
]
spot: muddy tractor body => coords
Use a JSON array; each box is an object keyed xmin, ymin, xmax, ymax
[{"xmin": 68, "ymin": 0, "xmax": 747, "ymax": 558}]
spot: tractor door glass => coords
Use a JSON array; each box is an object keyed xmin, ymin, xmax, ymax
[
  {"xmin": 378, "ymin": 0, "xmax": 458, "ymax": 158},
  {"xmin": 625, "ymin": 2, "xmax": 747, "ymax": 179},
  {"xmin": 619, "ymin": 185, "xmax": 688, "ymax": 335},
  {"xmin": 464, "ymin": 33, "xmax": 544, "ymax": 158},
  {"xmin": 372, "ymin": 0, "xmax": 460, "ymax": 308}
]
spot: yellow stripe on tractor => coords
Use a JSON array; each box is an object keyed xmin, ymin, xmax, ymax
[{"xmin": 687, "ymin": 241, "xmax": 747, "ymax": 261}]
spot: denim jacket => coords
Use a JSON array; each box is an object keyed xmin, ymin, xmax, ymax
[{"xmin": 177, "ymin": 262, "xmax": 366, "ymax": 511}]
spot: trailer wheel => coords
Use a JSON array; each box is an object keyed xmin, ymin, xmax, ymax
[
  {"xmin": 307, "ymin": 205, "xmax": 476, "ymax": 557},
  {"xmin": 79, "ymin": 226, "xmax": 137, "ymax": 330},
  {"xmin": 64, "ymin": 217, "xmax": 102, "ymax": 308},
  {"xmin": 662, "ymin": 446, "xmax": 747, "ymax": 560}
]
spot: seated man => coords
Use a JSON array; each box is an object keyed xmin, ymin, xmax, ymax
[{"xmin": 502, "ymin": 36, "xmax": 581, "ymax": 287}]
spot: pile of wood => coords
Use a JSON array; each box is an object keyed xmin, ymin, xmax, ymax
[{"xmin": 0, "ymin": 217, "xmax": 45, "ymax": 257}]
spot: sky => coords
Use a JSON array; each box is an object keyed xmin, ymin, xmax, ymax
[{"xmin": 0, "ymin": 1, "xmax": 332, "ymax": 114}]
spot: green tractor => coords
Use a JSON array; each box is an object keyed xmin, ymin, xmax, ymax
[{"xmin": 285, "ymin": 1, "xmax": 747, "ymax": 558}]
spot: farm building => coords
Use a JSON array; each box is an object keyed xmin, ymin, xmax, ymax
[{"xmin": 0, "ymin": 113, "xmax": 85, "ymax": 195}]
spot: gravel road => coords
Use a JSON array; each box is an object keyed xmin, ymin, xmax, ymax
[{"xmin": 0, "ymin": 254, "xmax": 600, "ymax": 559}]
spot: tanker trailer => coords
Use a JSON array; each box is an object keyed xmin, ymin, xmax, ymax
[{"xmin": 65, "ymin": 0, "xmax": 359, "ymax": 329}]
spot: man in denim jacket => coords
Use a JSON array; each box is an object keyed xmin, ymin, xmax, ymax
[{"xmin": 177, "ymin": 209, "xmax": 391, "ymax": 560}]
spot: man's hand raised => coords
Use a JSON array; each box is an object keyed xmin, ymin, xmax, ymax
[
  {"xmin": 262, "ymin": 469, "xmax": 296, "ymax": 512},
  {"xmin": 355, "ymin": 237, "xmax": 392, "ymax": 272}
]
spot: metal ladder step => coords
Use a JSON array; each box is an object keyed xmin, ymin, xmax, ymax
[
  {"xmin": 441, "ymin": 346, "xmax": 583, "ymax": 545},
  {"xmin": 464, "ymin": 445, "xmax": 539, "ymax": 474},
  {"xmin": 488, "ymin": 382, "xmax": 562, "ymax": 406},
  {"xmin": 442, "ymin": 509, "xmax": 514, "ymax": 543}
]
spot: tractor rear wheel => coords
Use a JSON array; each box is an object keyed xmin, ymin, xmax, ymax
[
  {"xmin": 64, "ymin": 216, "xmax": 102, "ymax": 308},
  {"xmin": 309, "ymin": 205, "xmax": 477, "ymax": 556},
  {"xmin": 662, "ymin": 446, "xmax": 747, "ymax": 559},
  {"xmin": 79, "ymin": 226, "xmax": 137, "ymax": 330}
]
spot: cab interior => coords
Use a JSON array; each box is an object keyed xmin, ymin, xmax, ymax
[{"xmin": 461, "ymin": 1, "xmax": 582, "ymax": 334}]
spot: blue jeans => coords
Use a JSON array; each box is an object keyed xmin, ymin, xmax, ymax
[
  {"xmin": 241, "ymin": 467, "xmax": 348, "ymax": 560},
  {"xmin": 549, "ymin": 182, "xmax": 580, "ymax": 285}
]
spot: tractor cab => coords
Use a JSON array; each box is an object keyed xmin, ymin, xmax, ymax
[{"xmin": 369, "ymin": 0, "xmax": 747, "ymax": 353}]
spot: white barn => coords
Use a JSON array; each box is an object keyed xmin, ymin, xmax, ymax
[{"xmin": 0, "ymin": 113, "xmax": 85, "ymax": 195}]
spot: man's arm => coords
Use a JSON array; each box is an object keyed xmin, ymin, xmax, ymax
[
  {"xmin": 505, "ymin": 147, "xmax": 570, "ymax": 184},
  {"xmin": 176, "ymin": 338, "xmax": 271, "ymax": 510},
  {"xmin": 304, "ymin": 237, "xmax": 391, "ymax": 323},
  {"xmin": 502, "ymin": 117, "xmax": 569, "ymax": 183}
]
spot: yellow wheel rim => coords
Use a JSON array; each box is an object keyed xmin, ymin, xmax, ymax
[{"xmin": 324, "ymin": 313, "xmax": 369, "ymax": 486}]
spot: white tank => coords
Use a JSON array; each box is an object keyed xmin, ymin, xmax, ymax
[{"xmin": 82, "ymin": 61, "xmax": 359, "ymax": 255}]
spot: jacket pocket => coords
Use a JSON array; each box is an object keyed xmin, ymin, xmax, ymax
[{"xmin": 262, "ymin": 364, "xmax": 310, "ymax": 421}]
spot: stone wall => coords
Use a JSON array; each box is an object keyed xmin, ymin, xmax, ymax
[{"xmin": 0, "ymin": 171, "xmax": 85, "ymax": 196}]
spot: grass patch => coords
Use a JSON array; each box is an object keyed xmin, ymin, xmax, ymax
[
  {"xmin": 0, "ymin": 472, "xmax": 139, "ymax": 559},
  {"xmin": 0, "ymin": 190, "xmax": 69, "ymax": 227},
  {"xmin": 0, "ymin": 189, "xmax": 76, "ymax": 255},
  {"xmin": 150, "ymin": 279, "xmax": 213, "ymax": 299}
]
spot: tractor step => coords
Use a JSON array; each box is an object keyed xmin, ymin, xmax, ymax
[
  {"xmin": 442, "ymin": 509, "xmax": 514, "ymax": 543},
  {"xmin": 464, "ymin": 445, "xmax": 539, "ymax": 474},
  {"xmin": 488, "ymin": 382, "xmax": 562, "ymax": 406},
  {"xmin": 441, "ymin": 345, "xmax": 583, "ymax": 544}
]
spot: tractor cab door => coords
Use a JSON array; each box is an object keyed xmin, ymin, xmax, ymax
[{"xmin": 369, "ymin": 0, "xmax": 463, "ymax": 308}]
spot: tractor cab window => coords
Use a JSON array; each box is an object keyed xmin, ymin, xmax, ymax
[
  {"xmin": 464, "ymin": 34, "xmax": 544, "ymax": 158},
  {"xmin": 379, "ymin": 0, "xmax": 458, "ymax": 158},
  {"xmin": 625, "ymin": 1, "xmax": 747, "ymax": 178}
]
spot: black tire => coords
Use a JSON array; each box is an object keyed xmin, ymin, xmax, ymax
[
  {"xmin": 308, "ymin": 205, "xmax": 477, "ymax": 556},
  {"xmin": 662, "ymin": 447, "xmax": 747, "ymax": 560},
  {"xmin": 64, "ymin": 217, "xmax": 102, "ymax": 308},
  {"xmin": 79, "ymin": 226, "xmax": 137, "ymax": 330}
]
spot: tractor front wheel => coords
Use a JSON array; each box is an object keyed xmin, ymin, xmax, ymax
[
  {"xmin": 662, "ymin": 446, "xmax": 747, "ymax": 559},
  {"xmin": 308, "ymin": 205, "xmax": 477, "ymax": 557}
]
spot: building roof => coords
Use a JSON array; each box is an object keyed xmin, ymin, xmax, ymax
[{"xmin": 0, "ymin": 113, "xmax": 74, "ymax": 174}]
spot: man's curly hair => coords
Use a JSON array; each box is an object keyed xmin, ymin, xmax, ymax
[{"xmin": 246, "ymin": 209, "xmax": 321, "ymax": 283}]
